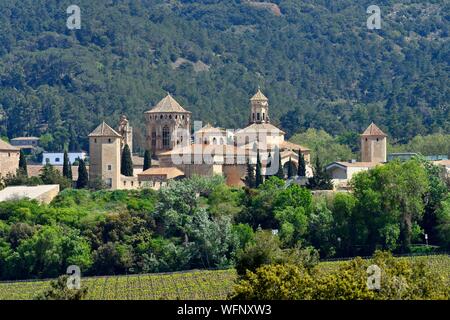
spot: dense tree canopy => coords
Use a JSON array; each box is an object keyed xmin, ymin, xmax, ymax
[{"xmin": 0, "ymin": 0, "xmax": 448, "ymax": 153}]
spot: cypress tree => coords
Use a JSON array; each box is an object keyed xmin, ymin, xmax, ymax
[
  {"xmin": 287, "ymin": 157, "xmax": 293, "ymax": 178},
  {"xmin": 265, "ymin": 151, "xmax": 272, "ymax": 178},
  {"xmin": 143, "ymin": 149, "xmax": 152, "ymax": 171},
  {"xmin": 18, "ymin": 149, "xmax": 27, "ymax": 176},
  {"xmin": 298, "ymin": 149, "xmax": 306, "ymax": 177},
  {"xmin": 77, "ymin": 159, "xmax": 88, "ymax": 189},
  {"xmin": 121, "ymin": 144, "xmax": 133, "ymax": 176},
  {"xmin": 62, "ymin": 150, "xmax": 72, "ymax": 180},
  {"xmin": 245, "ymin": 159, "xmax": 255, "ymax": 188},
  {"xmin": 307, "ymin": 155, "xmax": 333, "ymax": 190},
  {"xmin": 255, "ymin": 149, "xmax": 263, "ymax": 187},
  {"xmin": 275, "ymin": 147, "xmax": 284, "ymax": 179}
]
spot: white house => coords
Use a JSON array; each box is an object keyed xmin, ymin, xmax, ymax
[
  {"xmin": 42, "ymin": 152, "xmax": 87, "ymax": 165},
  {"xmin": 325, "ymin": 161, "xmax": 379, "ymax": 189}
]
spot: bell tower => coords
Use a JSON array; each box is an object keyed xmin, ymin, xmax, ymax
[{"xmin": 249, "ymin": 88, "xmax": 269, "ymax": 124}]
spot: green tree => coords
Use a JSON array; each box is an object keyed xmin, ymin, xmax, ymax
[
  {"xmin": 351, "ymin": 159, "xmax": 429, "ymax": 253},
  {"xmin": 287, "ymin": 157, "xmax": 293, "ymax": 178},
  {"xmin": 298, "ymin": 149, "xmax": 306, "ymax": 177},
  {"xmin": 76, "ymin": 159, "xmax": 88, "ymax": 189},
  {"xmin": 62, "ymin": 150, "xmax": 72, "ymax": 180},
  {"xmin": 307, "ymin": 155, "xmax": 333, "ymax": 190},
  {"xmin": 275, "ymin": 148, "xmax": 284, "ymax": 179},
  {"xmin": 40, "ymin": 163, "xmax": 71, "ymax": 190},
  {"xmin": 18, "ymin": 149, "xmax": 27, "ymax": 175},
  {"xmin": 290, "ymin": 129, "xmax": 353, "ymax": 165},
  {"xmin": 255, "ymin": 149, "xmax": 263, "ymax": 187},
  {"xmin": 244, "ymin": 159, "xmax": 255, "ymax": 188},
  {"xmin": 120, "ymin": 144, "xmax": 133, "ymax": 177},
  {"xmin": 143, "ymin": 149, "xmax": 152, "ymax": 171}
]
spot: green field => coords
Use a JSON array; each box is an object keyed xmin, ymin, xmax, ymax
[{"xmin": 1, "ymin": 255, "xmax": 449, "ymax": 300}]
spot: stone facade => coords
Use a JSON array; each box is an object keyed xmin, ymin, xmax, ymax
[
  {"xmin": 144, "ymin": 94, "xmax": 191, "ymax": 155},
  {"xmin": 118, "ymin": 115, "xmax": 133, "ymax": 153},
  {"xmin": 0, "ymin": 140, "xmax": 20, "ymax": 179},
  {"xmin": 88, "ymin": 122, "xmax": 122, "ymax": 189},
  {"xmin": 360, "ymin": 122, "xmax": 387, "ymax": 163},
  {"xmin": 89, "ymin": 89, "xmax": 312, "ymax": 189}
]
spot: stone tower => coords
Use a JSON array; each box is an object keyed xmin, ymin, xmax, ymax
[
  {"xmin": 144, "ymin": 93, "xmax": 191, "ymax": 155},
  {"xmin": 118, "ymin": 115, "xmax": 133, "ymax": 153},
  {"xmin": 249, "ymin": 88, "xmax": 270, "ymax": 124},
  {"xmin": 361, "ymin": 122, "xmax": 387, "ymax": 163},
  {"xmin": 88, "ymin": 122, "xmax": 122, "ymax": 189}
]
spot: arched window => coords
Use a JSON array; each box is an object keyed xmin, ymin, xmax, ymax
[
  {"xmin": 213, "ymin": 137, "xmax": 217, "ymax": 145},
  {"xmin": 263, "ymin": 113, "xmax": 265, "ymax": 120},
  {"xmin": 163, "ymin": 126, "xmax": 170, "ymax": 148},
  {"xmin": 257, "ymin": 113, "xmax": 260, "ymax": 121}
]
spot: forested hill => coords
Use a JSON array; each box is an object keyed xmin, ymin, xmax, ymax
[{"xmin": 0, "ymin": 0, "xmax": 448, "ymax": 152}]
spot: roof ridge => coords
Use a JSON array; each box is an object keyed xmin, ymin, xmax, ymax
[
  {"xmin": 361, "ymin": 122, "xmax": 387, "ymax": 137},
  {"xmin": 145, "ymin": 93, "xmax": 191, "ymax": 114},
  {"xmin": 88, "ymin": 121, "xmax": 121, "ymax": 137}
]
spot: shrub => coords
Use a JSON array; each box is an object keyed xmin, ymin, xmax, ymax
[
  {"xmin": 232, "ymin": 251, "xmax": 450, "ymax": 300},
  {"xmin": 34, "ymin": 275, "xmax": 88, "ymax": 300}
]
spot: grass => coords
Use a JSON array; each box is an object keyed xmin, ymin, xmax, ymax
[{"xmin": 0, "ymin": 255, "xmax": 448, "ymax": 300}]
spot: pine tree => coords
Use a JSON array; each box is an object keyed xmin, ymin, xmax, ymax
[
  {"xmin": 143, "ymin": 149, "xmax": 152, "ymax": 171},
  {"xmin": 307, "ymin": 155, "xmax": 333, "ymax": 190},
  {"xmin": 121, "ymin": 144, "xmax": 133, "ymax": 176},
  {"xmin": 18, "ymin": 149, "xmax": 27, "ymax": 176},
  {"xmin": 245, "ymin": 159, "xmax": 255, "ymax": 188},
  {"xmin": 287, "ymin": 157, "xmax": 293, "ymax": 178},
  {"xmin": 76, "ymin": 159, "xmax": 88, "ymax": 189},
  {"xmin": 298, "ymin": 149, "xmax": 306, "ymax": 177},
  {"xmin": 275, "ymin": 147, "xmax": 284, "ymax": 179},
  {"xmin": 255, "ymin": 149, "xmax": 263, "ymax": 187},
  {"xmin": 62, "ymin": 150, "xmax": 72, "ymax": 180}
]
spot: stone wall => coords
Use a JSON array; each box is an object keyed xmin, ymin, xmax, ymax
[{"xmin": 0, "ymin": 150, "xmax": 19, "ymax": 178}]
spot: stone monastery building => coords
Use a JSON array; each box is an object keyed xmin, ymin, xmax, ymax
[{"xmin": 89, "ymin": 89, "xmax": 311, "ymax": 189}]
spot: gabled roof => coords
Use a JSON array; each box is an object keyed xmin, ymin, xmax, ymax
[
  {"xmin": 236, "ymin": 123, "xmax": 285, "ymax": 135},
  {"xmin": 195, "ymin": 123, "xmax": 226, "ymax": 134},
  {"xmin": 0, "ymin": 139, "xmax": 19, "ymax": 152},
  {"xmin": 361, "ymin": 123, "xmax": 387, "ymax": 137},
  {"xmin": 88, "ymin": 122, "xmax": 121, "ymax": 138},
  {"xmin": 250, "ymin": 89, "xmax": 268, "ymax": 101},
  {"xmin": 145, "ymin": 93, "xmax": 190, "ymax": 114},
  {"xmin": 138, "ymin": 167, "xmax": 184, "ymax": 179},
  {"xmin": 326, "ymin": 161, "xmax": 380, "ymax": 170}
]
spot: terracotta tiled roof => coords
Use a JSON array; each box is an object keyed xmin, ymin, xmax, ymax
[
  {"xmin": 280, "ymin": 141, "xmax": 311, "ymax": 152},
  {"xmin": 236, "ymin": 123, "xmax": 285, "ymax": 135},
  {"xmin": 0, "ymin": 140, "xmax": 19, "ymax": 152},
  {"xmin": 361, "ymin": 123, "xmax": 387, "ymax": 137},
  {"xmin": 250, "ymin": 89, "xmax": 268, "ymax": 101},
  {"xmin": 145, "ymin": 94, "xmax": 190, "ymax": 114},
  {"xmin": 433, "ymin": 160, "xmax": 450, "ymax": 167},
  {"xmin": 195, "ymin": 123, "xmax": 225, "ymax": 133},
  {"xmin": 327, "ymin": 161, "xmax": 380, "ymax": 169},
  {"xmin": 159, "ymin": 144, "xmax": 244, "ymax": 156},
  {"xmin": 138, "ymin": 167, "xmax": 184, "ymax": 179},
  {"xmin": 88, "ymin": 122, "xmax": 121, "ymax": 138}
]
